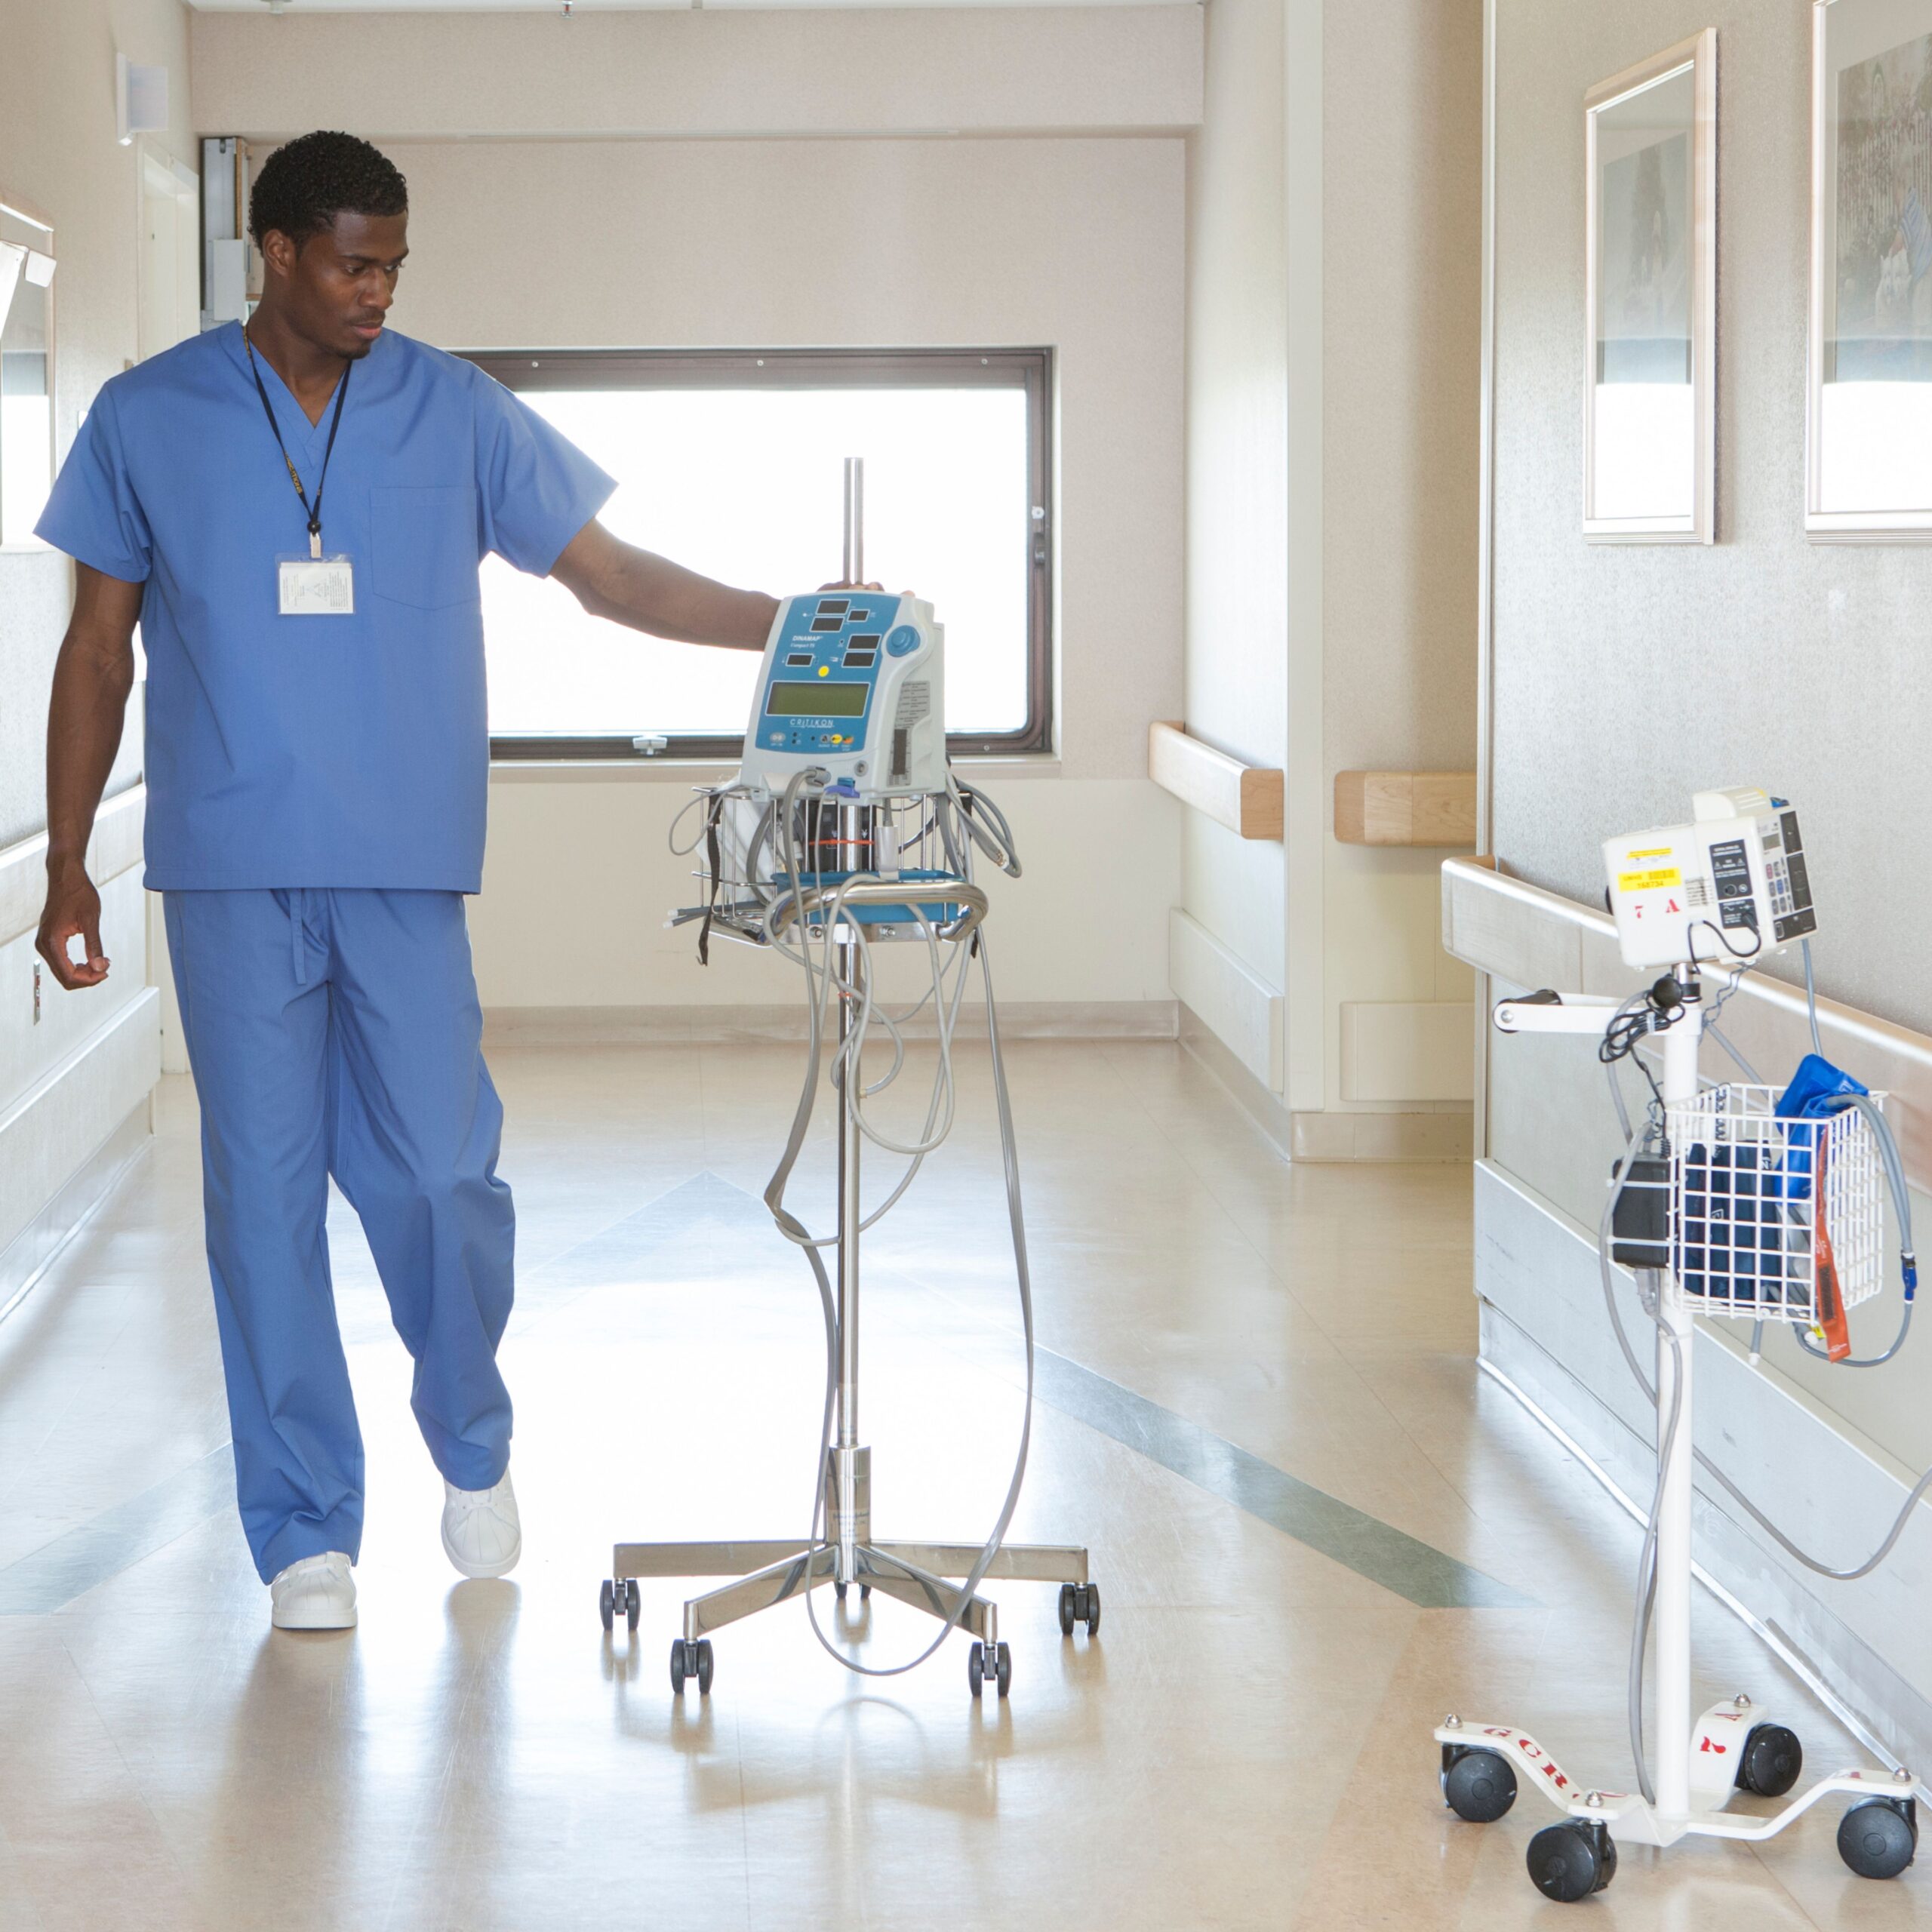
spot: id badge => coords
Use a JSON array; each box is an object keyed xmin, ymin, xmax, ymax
[{"xmin": 278, "ymin": 554, "xmax": 355, "ymax": 617}]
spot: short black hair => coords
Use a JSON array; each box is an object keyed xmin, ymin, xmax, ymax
[{"xmin": 248, "ymin": 131, "xmax": 408, "ymax": 251}]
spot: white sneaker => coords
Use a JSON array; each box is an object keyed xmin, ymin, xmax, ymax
[
  {"xmin": 270, "ymin": 1552, "xmax": 357, "ymax": 1630},
  {"xmin": 441, "ymin": 1470, "xmax": 521, "ymax": 1579}
]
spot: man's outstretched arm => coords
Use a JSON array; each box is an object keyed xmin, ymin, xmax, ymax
[
  {"xmin": 548, "ymin": 519, "xmax": 780, "ymax": 651},
  {"xmin": 38, "ymin": 564, "xmax": 143, "ymax": 990}
]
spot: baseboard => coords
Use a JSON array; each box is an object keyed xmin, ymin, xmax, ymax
[
  {"xmin": 1289, "ymin": 1109, "xmax": 1473, "ymax": 1162},
  {"xmin": 1177, "ymin": 999, "xmax": 1294, "ymax": 1155},
  {"xmin": 1475, "ymin": 1157, "xmax": 1932, "ymax": 1782},
  {"xmin": 483, "ymin": 1000, "xmax": 1180, "ymax": 1049},
  {"xmin": 0, "ymin": 1100, "xmax": 151, "ymax": 1325}
]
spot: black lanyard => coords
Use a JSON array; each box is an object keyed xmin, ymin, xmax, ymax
[{"xmin": 244, "ymin": 328, "xmax": 351, "ymax": 561}]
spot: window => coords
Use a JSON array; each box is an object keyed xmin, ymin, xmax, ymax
[
  {"xmin": 457, "ymin": 349, "xmax": 1052, "ymax": 760},
  {"xmin": 0, "ymin": 202, "xmax": 55, "ymax": 550}
]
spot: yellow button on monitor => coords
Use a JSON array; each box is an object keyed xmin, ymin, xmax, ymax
[{"xmin": 818, "ymin": 666, "xmax": 829, "ymax": 678}]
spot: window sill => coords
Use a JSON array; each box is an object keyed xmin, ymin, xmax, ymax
[{"xmin": 488, "ymin": 753, "xmax": 1064, "ymax": 784}]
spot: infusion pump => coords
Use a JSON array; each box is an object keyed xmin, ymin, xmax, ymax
[
  {"xmin": 737, "ymin": 591, "xmax": 946, "ymax": 801},
  {"xmin": 1603, "ymin": 786, "xmax": 1817, "ymax": 970}
]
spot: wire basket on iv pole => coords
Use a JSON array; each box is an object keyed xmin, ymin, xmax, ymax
[{"xmin": 1622, "ymin": 1081, "xmax": 1887, "ymax": 1324}]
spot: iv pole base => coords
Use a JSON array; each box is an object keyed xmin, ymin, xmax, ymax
[
  {"xmin": 608, "ymin": 1526, "xmax": 1092, "ymax": 1696},
  {"xmin": 1433, "ymin": 1712, "xmax": 1920, "ymax": 1895}
]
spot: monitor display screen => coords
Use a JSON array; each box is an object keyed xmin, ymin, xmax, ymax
[{"xmin": 766, "ymin": 680, "xmax": 869, "ymax": 718}]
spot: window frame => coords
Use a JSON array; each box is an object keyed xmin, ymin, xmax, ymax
[{"xmin": 456, "ymin": 346, "xmax": 1055, "ymax": 762}]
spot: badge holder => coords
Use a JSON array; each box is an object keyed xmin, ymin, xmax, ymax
[{"xmin": 278, "ymin": 544, "xmax": 355, "ymax": 616}]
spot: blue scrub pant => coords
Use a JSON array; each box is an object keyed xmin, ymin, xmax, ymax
[{"xmin": 163, "ymin": 888, "xmax": 515, "ymax": 1582}]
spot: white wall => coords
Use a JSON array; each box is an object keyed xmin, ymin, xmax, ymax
[
  {"xmin": 1179, "ymin": 0, "xmax": 1481, "ymax": 1135},
  {"xmin": 1182, "ymin": 0, "xmax": 1288, "ymax": 1065},
  {"xmin": 193, "ymin": 11, "xmax": 1195, "ymax": 1017},
  {"xmin": 1489, "ymin": 0, "xmax": 1932, "ymax": 1034},
  {"xmin": 1316, "ymin": 0, "xmax": 1481, "ymax": 1120},
  {"xmin": 0, "ymin": 0, "xmax": 192, "ymax": 1291},
  {"xmin": 187, "ymin": 4, "xmax": 1203, "ymax": 143}
]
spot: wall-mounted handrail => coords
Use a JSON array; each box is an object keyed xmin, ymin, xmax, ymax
[
  {"xmin": 1148, "ymin": 721, "xmax": 1283, "ymax": 841},
  {"xmin": 1334, "ymin": 771, "xmax": 1478, "ymax": 847}
]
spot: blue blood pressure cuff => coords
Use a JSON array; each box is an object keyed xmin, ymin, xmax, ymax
[{"xmin": 1774, "ymin": 1052, "xmax": 1869, "ymax": 1204}]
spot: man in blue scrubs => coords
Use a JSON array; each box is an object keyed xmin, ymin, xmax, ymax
[{"xmin": 34, "ymin": 132, "xmax": 784, "ymax": 1630}]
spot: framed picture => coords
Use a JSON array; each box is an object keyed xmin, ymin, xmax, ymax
[
  {"xmin": 1809, "ymin": 0, "xmax": 1932, "ymax": 539},
  {"xmin": 1584, "ymin": 32, "xmax": 1718, "ymax": 543}
]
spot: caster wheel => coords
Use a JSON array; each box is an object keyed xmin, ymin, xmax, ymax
[
  {"xmin": 623, "ymin": 1580, "xmax": 640, "ymax": 1633},
  {"xmin": 1526, "ymin": 1822, "xmax": 1616, "ymax": 1902},
  {"xmin": 1058, "ymin": 1583, "xmax": 1102, "ymax": 1638},
  {"xmin": 835, "ymin": 1582, "xmax": 848, "ymax": 1603},
  {"xmin": 1838, "ymin": 1797, "xmax": 1918, "ymax": 1879},
  {"xmin": 669, "ymin": 1637, "xmax": 715, "ymax": 1695},
  {"xmin": 861, "ymin": 1584, "xmax": 872, "ymax": 1600},
  {"xmin": 968, "ymin": 1641, "xmax": 1014, "ymax": 1700},
  {"xmin": 1441, "ymin": 1746, "xmax": 1517, "ymax": 1823},
  {"xmin": 598, "ymin": 1580, "xmax": 615, "ymax": 1632},
  {"xmin": 1735, "ymin": 1722, "xmax": 1801, "ymax": 1799}
]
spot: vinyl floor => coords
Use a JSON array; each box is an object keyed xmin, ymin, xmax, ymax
[{"xmin": 0, "ymin": 1037, "xmax": 1922, "ymax": 1929}]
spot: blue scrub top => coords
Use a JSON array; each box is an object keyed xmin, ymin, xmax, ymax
[{"xmin": 35, "ymin": 322, "xmax": 615, "ymax": 892}]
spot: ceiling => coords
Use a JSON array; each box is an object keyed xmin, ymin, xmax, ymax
[{"xmin": 186, "ymin": 0, "xmax": 1177, "ymax": 11}]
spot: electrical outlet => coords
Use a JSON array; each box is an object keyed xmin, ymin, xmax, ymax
[{"xmin": 33, "ymin": 961, "xmax": 42, "ymax": 1023}]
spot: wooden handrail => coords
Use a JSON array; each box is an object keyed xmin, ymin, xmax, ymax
[
  {"xmin": 1334, "ymin": 771, "xmax": 1477, "ymax": 847},
  {"xmin": 1147, "ymin": 721, "xmax": 1283, "ymax": 841}
]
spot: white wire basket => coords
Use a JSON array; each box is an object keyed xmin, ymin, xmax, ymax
[{"xmin": 1653, "ymin": 1082, "xmax": 1885, "ymax": 1321}]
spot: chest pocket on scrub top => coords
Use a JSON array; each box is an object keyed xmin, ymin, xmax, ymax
[{"xmin": 369, "ymin": 485, "xmax": 480, "ymax": 611}]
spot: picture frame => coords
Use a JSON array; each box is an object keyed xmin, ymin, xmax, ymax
[
  {"xmin": 1807, "ymin": 0, "xmax": 1932, "ymax": 540},
  {"xmin": 1583, "ymin": 31, "xmax": 1718, "ymax": 544}
]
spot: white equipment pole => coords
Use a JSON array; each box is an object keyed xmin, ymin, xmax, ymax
[{"xmin": 1653, "ymin": 979, "xmax": 1703, "ymax": 1822}]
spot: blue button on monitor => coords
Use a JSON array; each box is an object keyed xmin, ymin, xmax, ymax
[{"xmin": 886, "ymin": 626, "xmax": 921, "ymax": 657}]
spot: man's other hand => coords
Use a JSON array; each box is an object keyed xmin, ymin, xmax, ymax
[{"xmin": 37, "ymin": 863, "xmax": 109, "ymax": 989}]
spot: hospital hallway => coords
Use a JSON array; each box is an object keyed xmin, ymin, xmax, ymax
[{"xmin": 0, "ymin": 1036, "xmax": 1910, "ymax": 1932}]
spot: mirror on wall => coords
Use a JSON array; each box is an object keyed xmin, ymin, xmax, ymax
[
  {"xmin": 0, "ymin": 201, "xmax": 55, "ymax": 551},
  {"xmin": 1808, "ymin": 0, "xmax": 1932, "ymax": 540},
  {"xmin": 1583, "ymin": 31, "xmax": 1717, "ymax": 544}
]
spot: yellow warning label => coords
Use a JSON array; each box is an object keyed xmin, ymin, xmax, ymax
[
  {"xmin": 1619, "ymin": 867, "xmax": 1683, "ymax": 894},
  {"xmin": 1625, "ymin": 848, "xmax": 1674, "ymax": 861}
]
